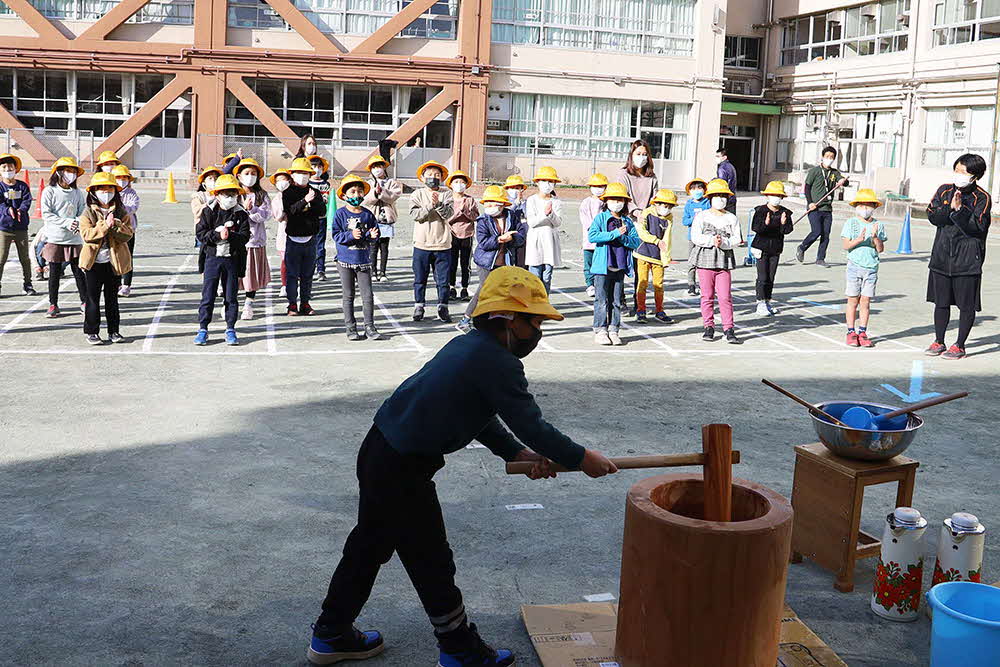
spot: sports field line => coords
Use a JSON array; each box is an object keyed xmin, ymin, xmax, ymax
[
  {"xmin": 143, "ymin": 254, "xmax": 196, "ymax": 353},
  {"xmin": 553, "ymin": 287, "xmax": 679, "ymax": 358},
  {"xmin": 373, "ymin": 291, "xmax": 428, "ymax": 353},
  {"xmin": 263, "ymin": 281, "xmax": 277, "ymax": 354},
  {"xmin": 0, "ymin": 272, "xmax": 75, "ymax": 340},
  {"xmin": 0, "ymin": 346, "xmax": 422, "ymax": 357}
]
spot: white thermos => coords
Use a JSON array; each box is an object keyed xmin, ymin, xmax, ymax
[{"xmin": 871, "ymin": 507, "xmax": 928, "ymax": 622}]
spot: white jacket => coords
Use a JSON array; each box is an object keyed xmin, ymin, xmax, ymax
[{"xmin": 524, "ymin": 194, "xmax": 562, "ymax": 267}]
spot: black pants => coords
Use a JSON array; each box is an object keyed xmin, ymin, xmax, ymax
[
  {"xmin": 83, "ymin": 262, "xmax": 121, "ymax": 335},
  {"xmin": 318, "ymin": 426, "xmax": 464, "ymax": 633},
  {"xmin": 800, "ymin": 210, "xmax": 833, "ymax": 261},
  {"xmin": 449, "ymin": 237, "xmax": 472, "ymax": 289},
  {"xmin": 48, "ymin": 257, "xmax": 87, "ymax": 307},
  {"xmin": 369, "ymin": 237, "xmax": 390, "ymax": 276},
  {"xmin": 123, "ymin": 236, "xmax": 136, "ymax": 286},
  {"xmin": 337, "ymin": 265, "xmax": 375, "ymax": 330},
  {"xmin": 755, "ymin": 252, "xmax": 780, "ymax": 301},
  {"xmin": 199, "ymin": 255, "xmax": 239, "ymax": 330}
]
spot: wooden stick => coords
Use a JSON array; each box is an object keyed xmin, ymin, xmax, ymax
[
  {"xmin": 504, "ymin": 451, "xmax": 741, "ymax": 475},
  {"xmin": 761, "ymin": 378, "xmax": 851, "ymax": 428},
  {"xmin": 702, "ymin": 424, "xmax": 733, "ymax": 522},
  {"xmin": 791, "ymin": 182, "xmax": 846, "ymax": 227},
  {"xmin": 880, "ymin": 391, "xmax": 969, "ymax": 420}
]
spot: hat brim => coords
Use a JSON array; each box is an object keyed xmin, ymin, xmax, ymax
[
  {"xmin": 851, "ymin": 200, "xmax": 881, "ymax": 208},
  {"xmin": 1, "ymin": 156, "xmax": 22, "ymax": 172},
  {"xmin": 586, "ymin": 181, "xmax": 608, "ymax": 188},
  {"xmin": 51, "ymin": 164, "xmax": 86, "ymax": 177},
  {"xmin": 337, "ymin": 180, "xmax": 371, "ymax": 199},
  {"xmin": 417, "ymin": 162, "xmax": 449, "ymax": 181},
  {"xmin": 445, "ymin": 174, "xmax": 470, "ymax": 187},
  {"xmin": 651, "ymin": 199, "xmax": 676, "ymax": 206},
  {"xmin": 479, "ymin": 198, "xmax": 511, "ymax": 206},
  {"xmin": 685, "ymin": 179, "xmax": 708, "ymax": 194},
  {"xmin": 759, "ymin": 190, "xmax": 786, "ymax": 197},
  {"xmin": 599, "ymin": 193, "xmax": 631, "ymax": 201},
  {"xmin": 268, "ymin": 172, "xmax": 289, "ymax": 185},
  {"xmin": 86, "ymin": 182, "xmax": 122, "ymax": 192},
  {"xmin": 472, "ymin": 298, "xmax": 564, "ymax": 322},
  {"xmin": 209, "ymin": 185, "xmax": 246, "ymax": 196},
  {"xmin": 237, "ymin": 164, "xmax": 265, "ymax": 179},
  {"xmin": 198, "ymin": 168, "xmax": 223, "ymax": 183},
  {"xmin": 366, "ymin": 159, "xmax": 389, "ymax": 171},
  {"xmin": 534, "ymin": 177, "xmax": 562, "ymax": 184}
]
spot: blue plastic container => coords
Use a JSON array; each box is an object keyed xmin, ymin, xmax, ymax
[{"xmin": 927, "ymin": 581, "xmax": 1000, "ymax": 666}]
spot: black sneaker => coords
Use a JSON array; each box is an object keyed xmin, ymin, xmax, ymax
[
  {"xmin": 365, "ymin": 326, "xmax": 386, "ymax": 341},
  {"xmin": 346, "ymin": 328, "xmax": 364, "ymax": 341},
  {"xmin": 702, "ymin": 327, "xmax": 715, "ymax": 341},
  {"xmin": 795, "ymin": 247, "xmax": 805, "ymax": 263},
  {"xmin": 654, "ymin": 311, "xmax": 673, "ymax": 324},
  {"xmin": 413, "ymin": 304, "xmax": 425, "ymax": 322},
  {"xmin": 438, "ymin": 623, "xmax": 515, "ymax": 667},
  {"xmin": 108, "ymin": 332, "xmax": 125, "ymax": 344},
  {"xmin": 449, "ymin": 287, "xmax": 458, "ymax": 299},
  {"xmin": 460, "ymin": 288, "xmax": 470, "ymax": 301},
  {"xmin": 23, "ymin": 283, "xmax": 36, "ymax": 296},
  {"xmin": 307, "ymin": 624, "xmax": 384, "ymax": 665},
  {"xmin": 724, "ymin": 328, "xmax": 742, "ymax": 345},
  {"xmin": 815, "ymin": 259, "xmax": 828, "ymax": 267},
  {"xmin": 86, "ymin": 334, "xmax": 103, "ymax": 345},
  {"xmin": 438, "ymin": 305, "xmax": 452, "ymax": 323},
  {"xmin": 687, "ymin": 285, "xmax": 698, "ymax": 296}
]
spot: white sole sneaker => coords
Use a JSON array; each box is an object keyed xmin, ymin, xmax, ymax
[
  {"xmin": 595, "ymin": 332, "xmax": 612, "ymax": 346},
  {"xmin": 307, "ymin": 643, "xmax": 385, "ymax": 665},
  {"xmin": 609, "ymin": 333, "xmax": 624, "ymax": 346}
]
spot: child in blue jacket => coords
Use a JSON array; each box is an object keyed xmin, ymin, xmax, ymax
[
  {"xmin": 588, "ymin": 182, "xmax": 641, "ymax": 346},
  {"xmin": 332, "ymin": 175, "xmax": 383, "ymax": 342},
  {"xmin": 0, "ymin": 154, "xmax": 35, "ymax": 296},
  {"xmin": 682, "ymin": 178, "xmax": 710, "ymax": 296}
]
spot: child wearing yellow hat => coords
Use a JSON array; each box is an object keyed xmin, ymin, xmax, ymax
[
  {"xmin": 689, "ymin": 178, "xmax": 742, "ymax": 344},
  {"xmin": 579, "ymin": 174, "xmax": 608, "ymax": 298},
  {"xmin": 110, "ymin": 165, "xmax": 140, "ymax": 297},
  {"xmin": 525, "ymin": 166, "xmax": 562, "ymax": 294},
  {"xmin": 409, "ymin": 160, "xmax": 454, "ymax": 322},
  {"xmin": 588, "ymin": 183, "xmax": 641, "ymax": 346},
  {"xmin": 40, "ymin": 157, "xmax": 88, "ymax": 318},
  {"xmin": 445, "ymin": 170, "xmax": 479, "ymax": 301},
  {"xmin": 0, "ymin": 153, "xmax": 36, "ymax": 297},
  {"xmin": 633, "ymin": 188, "xmax": 677, "ymax": 324},
  {"xmin": 841, "ymin": 188, "xmax": 887, "ymax": 348},
  {"xmin": 362, "ymin": 154, "xmax": 403, "ymax": 282},
  {"xmin": 750, "ymin": 181, "xmax": 794, "ymax": 317},
  {"xmin": 332, "ymin": 175, "xmax": 384, "ymax": 341}
]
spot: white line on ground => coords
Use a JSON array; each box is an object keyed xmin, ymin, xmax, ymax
[
  {"xmin": 263, "ymin": 282, "xmax": 277, "ymax": 355},
  {"xmin": 373, "ymin": 291, "xmax": 428, "ymax": 353},
  {"xmin": 554, "ymin": 287, "xmax": 680, "ymax": 358},
  {"xmin": 0, "ymin": 272, "xmax": 73, "ymax": 340},
  {"xmin": 143, "ymin": 254, "xmax": 195, "ymax": 353},
  {"xmin": 0, "ymin": 347, "xmax": 422, "ymax": 356}
]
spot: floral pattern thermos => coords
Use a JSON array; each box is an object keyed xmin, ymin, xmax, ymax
[
  {"xmin": 871, "ymin": 507, "xmax": 928, "ymax": 621},
  {"xmin": 931, "ymin": 512, "xmax": 986, "ymax": 587}
]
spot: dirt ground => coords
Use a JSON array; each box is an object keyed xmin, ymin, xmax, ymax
[{"xmin": 2, "ymin": 187, "xmax": 997, "ymax": 666}]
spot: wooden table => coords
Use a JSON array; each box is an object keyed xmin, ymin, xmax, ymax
[{"xmin": 790, "ymin": 443, "xmax": 919, "ymax": 592}]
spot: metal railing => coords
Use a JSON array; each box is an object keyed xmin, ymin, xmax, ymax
[
  {"xmin": 469, "ymin": 144, "xmax": 630, "ymax": 186},
  {"xmin": 1, "ymin": 129, "xmax": 95, "ymax": 172}
]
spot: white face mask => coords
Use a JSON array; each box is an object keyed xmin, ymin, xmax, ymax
[
  {"xmin": 371, "ymin": 167, "xmax": 386, "ymax": 179},
  {"xmin": 506, "ymin": 188, "xmax": 521, "ymax": 201},
  {"xmin": 217, "ymin": 194, "xmax": 238, "ymax": 210},
  {"xmin": 766, "ymin": 195, "xmax": 783, "ymax": 207},
  {"xmin": 607, "ymin": 200, "xmax": 625, "ymax": 213},
  {"xmin": 537, "ymin": 181, "xmax": 555, "ymax": 195},
  {"xmin": 203, "ymin": 177, "xmax": 217, "ymax": 190},
  {"xmin": 1, "ymin": 168, "xmax": 16, "ymax": 181},
  {"xmin": 95, "ymin": 190, "xmax": 115, "ymax": 206},
  {"xmin": 857, "ymin": 205, "xmax": 875, "ymax": 219},
  {"xmin": 101, "ymin": 165, "xmax": 115, "ymax": 173},
  {"xmin": 822, "ymin": 157, "xmax": 835, "ymax": 168},
  {"xmin": 590, "ymin": 186, "xmax": 606, "ymax": 197},
  {"xmin": 61, "ymin": 170, "xmax": 77, "ymax": 185},
  {"xmin": 116, "ymin": 178, "xmax": 129, "ymax": 189},
  {"xmin": 239, "ymin": 173, "xmax": 258, "ymax": 188},
  {"xmin": 632, "ymin": 154, "xmax": 648, "ymax": 169},
  {"xmin": 690, "ymin": 188, "xmax": 705, "ymax": 200},
  {"xmin": 292, "ymin": 173, "xmax": 310, "ymax": 187},
  {"xmin": 954, "ymin": 172, "xmax": 974, "ymax": 188},
  {"xmin": 275, "ymin": 179, "xmax": 291, "ymax": 192},
  {"xmin": 655, "ymin": 204, "xmax": 671, "ymax": 217},
  {"xmin": 715, "ymin": 155, "xmax": 725, "ymax": 164},
  {"xmin": 451, "ymin": 181, "xmax": 468, "ymax": 194},
  {"xmin": 305, "ymin": 143, "xmax": 317, "ymax": 155},
  {"xmin": 484, "ymin": 204, "xmax": 504, "ymax": 217},
  {"xmin": 710, "ymin": 196, "xmax": 728, "ymax": 210}
]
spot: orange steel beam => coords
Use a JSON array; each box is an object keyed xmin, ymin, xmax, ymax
[
  {"xmin": 0, "ymin": 103, "xmax": 58, "ymax": 165},
  {"xmin": 92, "ymin": 74, "xmax": 194, "ymax": 160},
  {"xmin": 3, "ymin": 0, "xmax": 68, "ymax": 43},
  {"xmin": 350, "ymin": 0, "xmax": 439, "ymax": 55},
  {"xmin": 192, "ymin": 72, "xmax": 228, "ymax": 170},
  {"xmin": 261, "ymin": 0, "xmax": 344, "ymax": 54},
  {"xmin": 75, "ymin": 0, "xmax": 154, "ymax": 41},
  {"xmin": 226, "ymin": 75, "xmax": 302, "ymax": 154}
]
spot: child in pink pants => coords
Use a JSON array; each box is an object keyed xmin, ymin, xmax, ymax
[{"xmin": 689, "ymin": 179, "xmax": 742, "ymax": 344}]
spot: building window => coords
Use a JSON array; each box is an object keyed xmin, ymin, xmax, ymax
[
  {"xmin": 922, "ymin": 106, "xmax": 993, "ymax": 167},
  {"xmin": 781, "ymin": 0, "xmax": 910, "ymax": 65},
  {"xmin": 775, "ymin": 111, "xmax": 901, "ymax": 173},
  {"xmin": 226, "ymin": 0, "xmax": 457, "ymax": 38},
  {"xmin": 725, "ymin": 35, "xmax": 762, "ymax": 69},
  {"xmin": 487, "ymin": 92, "xmax": 689, "ymax": 161},
  {"xmin": 774, "ymin": 113, "xmax": 823, "ymax": 171},
  {"xmin": 932, "ymin": 0, "xmax": 1000, "ymax": 46},
  {"xmin": 0, "ymin": 0, "xmax": 194, "ymax": 23},
  {"xmin": 491, "ymin": 0, "xmax": 696, "ymax": 57}
]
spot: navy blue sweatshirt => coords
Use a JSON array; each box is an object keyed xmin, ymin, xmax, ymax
[
  {"xmin": 0, "ymin": 180, "xmax": 32, "ymax": 232},
  {"xmin": 332, "ymin": 206, "xmax": 379, "ymax": 267},
  {"xmin": 375, "ymin": 329, "xmax": 586, "ymax": 468}
]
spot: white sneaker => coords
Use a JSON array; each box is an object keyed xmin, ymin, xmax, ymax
[
  {"xmin": 586, "ymin": 285, "xmax": 596, "ymax": 298},
  {"xmin": 279, "ymin": 285, "xmax": 287, "ymax": 298},
  {"xmin": 118, "ymin": 285, "xmax": 131, "ymax": 297},
  {"xmin": 609, "ymin": 331, "xmax": 624, "ymax": 346},
  {"xmin": 241, "ymin": 300, "xmax": 254, "ymax": 321},
  {"xmin": 595, "ymin": 332, "xmax": 612, "ymax": 346},
  {"xmin": 755, "ymin": 301, "xmax": 770, "ymax": 317}
]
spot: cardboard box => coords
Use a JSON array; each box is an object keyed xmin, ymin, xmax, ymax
[{"xmin": 521, "ymin": 602, "xmax": 846, "ymax": 667}]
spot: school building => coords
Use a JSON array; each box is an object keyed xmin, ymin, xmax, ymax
[{"xmin": 2, "ymin": 0, "xmax": 1000, "ymax": 203}]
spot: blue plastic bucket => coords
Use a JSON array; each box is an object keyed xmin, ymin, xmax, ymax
[{"xmin": 927, "ymin": 581, "xmax": 1000, "ymax": 666}]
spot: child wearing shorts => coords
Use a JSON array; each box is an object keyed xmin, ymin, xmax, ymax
[{"xmin": 840, "ymin": 188, "xmax": 887, "ymax": 348}]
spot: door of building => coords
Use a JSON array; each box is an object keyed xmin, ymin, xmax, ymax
[{"xmin": 720, "ymin": 136, "xmax": 755, "ymax": 192}]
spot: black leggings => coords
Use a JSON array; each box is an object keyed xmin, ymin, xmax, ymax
[
  {"xmin": 755, "ymin": 252, "xmax": 780, "ymax": 301},
  {"xmin": 934, "ymin": 306, "xmax": 976, "ymax": 349},
  {"xmin": 123, "ymin": 236, "xmax": 136, "ymax": 286},
  {"xmin": 48, "ymin": 257, "xmax": 87, "ymax": 307},
  {"xmin": 449, "ymin": 237, "xmax": 472, "ymax": 289},
  {"xmin": 246, "ymin": 290, "xmax": 257, "ymax": 299},
  {"xmin": 369, "ymin": 237, "xmax": 390, "ymax": 276}
]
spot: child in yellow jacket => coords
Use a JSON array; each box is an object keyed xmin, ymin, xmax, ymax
[{"xmin": 632, "ymin": 188, "xmax": 676, "ymax": 324}]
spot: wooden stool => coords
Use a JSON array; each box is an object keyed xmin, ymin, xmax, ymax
[{"xmin": 790, "ymin": 443, "xmax": 919, "ymax": 593}]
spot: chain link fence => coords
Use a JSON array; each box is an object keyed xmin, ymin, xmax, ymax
[
  {"xmin": 1, "ymin": 129, "xmax": 95, "ymax": 172},
  {"xmin": 468, "ymin": 145, "xmax": 628, "ymax": 187}
]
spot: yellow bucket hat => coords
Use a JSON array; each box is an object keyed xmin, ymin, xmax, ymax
[
  {"xmin": 684, "ymin": 178, "xmax": 708, "ymax": 195},
  {"xmin": 235, "ymin": 158, "xmax": 265, "ymax": 180},
  {"xmin": 587, "ymin": 173, "xmax": 609, "ymax": 188},
  {"xmin": 0, "ymin": 153, "xmax": 22, "ymax": 173},
  {"xmin": 290, "ymin": 157, "xmax": 314, "ymax": 174},
  {"xmin": 471, "ymin": 266, "xmax": 563, "ymax": 321},
  {"xmin": 86, "ymin": 171, "xmax": 121, "ymax": 192},
  {"xmin": 110, "ymin": 164, "xmax": 133, "ymax": 182},
  {"xmin": 269, "ymin": 168, "xmax": 291, "ymax": 186},
  {"xmin": 599, "ymin": 182, "xmax": 631, "ymax": 201},
  {"xmin": 705, "ymin": 178, "xmax": 734, "ymax": 198},
  {"xmin": 850, "ymin": 188, "xmax": 881, "ymax": 208},
  {"xmin": 533, "ymin": 166, "xmax": 561, "ymax": 183},
  {"xmin": 503, "ymin": 174, "xmax": 526, "ymax": 189},
  {"xmin": 337, "ymin": 174, "xmax": 371, "ymax": 200},
  {"xmin": 50, "ymin": 157, "xmax": 86, "ymax": 177},
  {"xmin": 307, "ymin": 154, "xmax": 330, "ymax": 174},
  {"xmin": 208, "ymin": 173, "xmax": 245, "ymax": 196},
  {"xmin": 96, "ymin": 150, "xmax": 120, "ymax": 167},
  {"xmin": 651, "ymin": 188, "xmax": 677, "ymax": 206},
  {"xmin": 479, "ymin": 185, "xmax": 511, "ymax": 206},
  {"xmin": 366, "ymin": 154, "xmax": 390, "ymax": 171},
  {"xmin": 417, "ymin": 160, "xmax": 449, "ymax": 181},
  {"xmin": 760, "ymin": 180, "xmax": 787, "ymax": 197},
  {"xmin": 446, "ymin": 170, "xmax": 471, "ymax": 187},
  {"xmin": 197, "ymin": 166, "xmax": 223, "ymax": 184}
]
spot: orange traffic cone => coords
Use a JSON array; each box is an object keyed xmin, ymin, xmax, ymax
[{"xmin": 162, "ymin": 172, "xmax": 178, "ymax": 204}]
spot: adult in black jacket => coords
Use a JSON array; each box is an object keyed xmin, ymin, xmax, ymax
[
  {"xmin": 194, "ymin": 174, "xmax": 251, "ymax": 346},
  {"xmin": 925, "ymin": 153, "xmax": 991, "ymax": 360},
  {"xmin": 751, "ymin": 181, "xmax": 795, "ymax": 315},
  {"xmin": 283, "ymin": 158, "xmax": 326, "ymax": 315}
]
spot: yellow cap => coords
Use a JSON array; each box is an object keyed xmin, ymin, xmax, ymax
[
  {"xmin": 599, "ymin": 182, "xmax": 630, "ymax": 201},
  {"xmin": 685, "ymin": 178, "xmax": 708, "ymax": 195},
  {"xmin": 307, "ymin": 154, "xmax": 330, "ymax": 174},
  {"xmin": 110, "ymin": 164, "xmax": 133, "ymax": 182},
  {"xmin": 290, "ymin": 157, "xmax": 314, "ymax": 174},
  {"xmin": 0, "ymin": 153, "xmax": 22, "ymax": 173},
  {"xmin": 269, "ymin": 169, "xmax": 291, "ymax": 186},
  {"xmin": 86, "ymin": 171, "xmax": 121, "ymax": 192},
  {"xmin": 503, "ymin": 174, "xmax": 526, "ymax": 189},
  {"xmin": 760, "ymin": 181, "xmax": 787, "ymax": 197},
  {"xmin": 96, "ymin": 150, "xmax": 120, "ymax": 167},
  {"xmin": 587, "ymin": 173, "xmax": 609, "ymax": 187},
  {"xmin": 850, "ymin": 188, "xmax": 881, "ymax": 208},
  {"xmin": 417, "ymin": 160, "xmax": 448, "ymax": 181},
  {"xmin": 49, "ymin": 157, "xmax": 85, "ymax": 177},
  {"xmin": 533, "ymin": 166, "xmax": 561, "ymax": 183},
  {"xmin": 705, "ymin": 178, "xmax": 734, "ymax": 198},
  {"xmin": 471, "ymin": 266, "xmax": 563, "ymax": 321},
  {"xmin": 651, "ymin": 188, "xmax": 677, "ymax": 206},
  {"xmin": 479, "ymin": 185, "xmax": 511, "ymax": 206},
  {"xmin": 337, "ymin": 174, "xmax": 371, "ymax": 200},
  {"xmin": 197, "ymin": 166, "xmax": 223, "ymax": 184},
  {"xmin": 208, "ymin": 173, "xmax": 245, "ymax": 196},
  {"xmin": 235, "ymin": 158, "xmax": 265, "ymax": 180},
  {"xmin": 366, "ymin": 154, "xmax": 389, "ymax": 171},
  {"xmin": 446, "ymin": 170, "xmax": 471, "ymax": 187}
]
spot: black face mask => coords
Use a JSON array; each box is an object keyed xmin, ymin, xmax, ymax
[
  {"xmin": 507, "ymin": 319, "xmax": 543, "ymax": 358},
  {"xmin": 425, "ymin": 177, "xmax": 441, "ymax": 189}
]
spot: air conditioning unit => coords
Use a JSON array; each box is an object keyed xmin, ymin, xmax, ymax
[
  {"xmin": 947, "ymin": 108, "xmax": 969, "ymax": 124},
  {"xmin": 828, "ymin": 10, "xmax": 845, "ymax": 24},
  {"xmin": 838, "ymin": 114, "xmax": 856, "ymax": 130},
  {"xmin": 861, "ymin": 4, "xmax": 878, "ymax": 18},
  {"xmin": 898, "ymin": 10, "xmax": 911, "ymax": 26},
  {"xmin": 713, "ymin": 5, "xmax": 727, "ymax": 33},
  {"xmin": 725, "ymin": 80, "xmax": 751, "ymax": 94}
]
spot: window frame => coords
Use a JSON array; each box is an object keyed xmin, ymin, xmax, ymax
[
  {"xmin": 724, "ymin": 35, "xmax": 763, "ymax": 70},
  {"xmin": 780, "ymin": 0, "xmax": 911, "ymax": 66},
  {"xmin": 931, "ymin": 0, "xmax": 1000, "ymax": 47},
  {"xmin": 0, "ymin": 0, "xmax": 195, "ymax": 24},
  {"xmin": 226, "ymin": 0, "xmax": 458, "ymax": 39}
]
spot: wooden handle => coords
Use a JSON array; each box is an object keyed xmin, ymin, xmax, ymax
[
  {"xmin": 760, "ymin": 379, "xmax": 850, "ymax": 428},
  {"xmin": 791, "ymin": 182, "xmax": 845, "ymax": 226},
  {"xmin": 880, "ymin": 391, "xmax": 969, "ymax": 419},
  {"xmin": 702, "ymin": 424, "xmax": 732, "ymax": 522},
  {"xmin": 504, "ymin": 451, "xmax": 741, "ymax": 475}
]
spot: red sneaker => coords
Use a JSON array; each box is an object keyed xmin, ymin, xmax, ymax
[
  {"xmin": 942, "ymin": 345, "xmax": 966, "ymax": 360},
  {"xmin": 925, "ymin": 342, "xmax": 946, "ymax": 356},
  {"xmin": 300, "ymin": 303, "xmax": 316, "ymax": 316},
  {"xmin": 286, "ymin": 304, "xmax": 299, "ymax": 316},
  {"xmin": 846, "ymin": 331, "xmax": 859, "ymax": 347},
  {"xmin": 857, "ymin": 332, "xmax": 874, "ymax": 348},
  {"xmin": 46, "ymin": 304, "xmax": 60, "ymax": 318}
]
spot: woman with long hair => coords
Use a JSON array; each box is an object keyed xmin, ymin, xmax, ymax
[{"xmin": 617, "ymin": 139, "xmax": 659, "ymax": 316}]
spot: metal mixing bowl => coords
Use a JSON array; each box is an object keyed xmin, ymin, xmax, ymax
[{"xmin": 810, "ymin": 400, "xmax": 923, "ymax": 461}]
